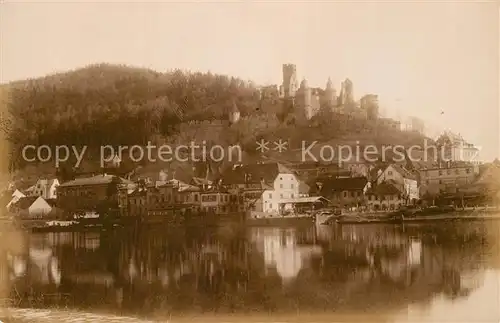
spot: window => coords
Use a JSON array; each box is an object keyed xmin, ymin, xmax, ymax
[
  {"xmin": 269, "ymin": 203, "xmax": 272, "ymax": 209},
  {"xmin": 447, "ymin": 170, "xmax": 451, "ymax": 175},
  {"xmin": 280, "ymin": 194, "xmax": 283, "ymax": 199},
  {"xmin": 280, "ymin": 177, "xmax": 283, "ymax": 180},
  {"xmin": 439, "ymin": 180, "xmax": 442, "ymax": 185},
  {"xmin": 291, "ymin": 194, "xmax": 294, "ymax": 198},
  {"xmin": 343, "ymin": 191, "xmax": 347, "ymax": 198},
  {"xmin": 280, "ymin": 184, "xmax": 283, "ymax": 189},
  {"xmin": 291, "ymin": 184, "xmax": 294, "ymax": 189},
  {"xmin": 439, "ymin": 170, "xmax": 443, "ymax": 176},
  {"xmin": 466, "ymin": 168, "xmax": 471, "ymax": 174},
  {"xmin": 388, "ymin": 171, "xmax": 393, "ymax": 176},
  {"xmin": 269, "ymin": 193, "xmax": 272, "ymax": 199}
]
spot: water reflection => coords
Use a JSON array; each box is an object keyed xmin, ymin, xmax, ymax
[
  {"xmin": 250, "ymin": 228, "xmax": 321, "ymax": 282},
  {"xmin": 1, "ymin": 221, "xmax": 499, "ymax": 321}
]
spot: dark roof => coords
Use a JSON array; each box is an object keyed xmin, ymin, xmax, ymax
[
  {"xmin": 367, "ymin": 182, "xmax": 401, "ymax": 196},
  {"xmin": 369, "ymin": 165, "xmax": 387, "ymax": 180},
  {"xmin": 319, "ymin": 177, "xmax": 368, "ymax": 193},
  {"xmin": 45, "ymin": 198, "xmax": 58, "ymax": 207},
  {"xmin": 191, "ymin": 177, "xmax": 213, "ymax": 186},
  {"xmin": 221, "ymin": 162, "xmax": 294, "ymax": 185},
  {"xmin": 12, "ymin": 196, "xmax": 39, "ymax": 210},
  {"xmin": 200, "ymin": 186, "xmax": 229, "ymax": 194},
  {"xmin": 129, "ymin": 188, "xmax": 147, "ymax": 197},
  {"xmin": 59, "ymin": 175, "xmax": 133, "ymax": 188},
  {"xmin": 391, "ymin": 164, "xmax": 417, "ymax": 180},
  {"xmin": 287, "ymin": 161, "xmax": 341, "ymax": 171}
]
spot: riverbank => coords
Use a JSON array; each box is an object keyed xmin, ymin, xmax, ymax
[
  {"xmin": 334, "ymin": 210, "xmax": 500, "ymax": 225},
  {"xmin": 0, "ymin": 307, "xmax": 157, "ymax": 323},
  {"xmin": 245, "ymin": 214, "xmax": 314, "ymax": 227}
]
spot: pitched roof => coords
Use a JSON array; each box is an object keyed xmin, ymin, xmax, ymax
[
  {"xmin": 220, "ymin": 162, "xmax": 294, "ymax": 185},
  {"xmin": 12, "ymin": 196, "xmax": 39, "ymax": 209},
  {"xmin": 44, "ymin": 198, "xmax": 58, "ymax": 207},
  {"xmin": 391, "ymin": 164, "xmax": 417, "ymax": 180},
  {"xmin": 59, "ymin": 175, "xmax": 133, "ymax": 188},
  {"xmin": 372, "ymin": 164, "xmax": 416, "ymax": 181},
  {"xmin": 369, "ymin": 165, "xmax": 387, "ymax": 180},
  {"xmin": 319, "ymin": 177, "xmax": 368, "ymax": 193},
  {"xmin": 12, "ymin": 189, "xmax": 26, "ymax": 198},
  {"xmin": 367, "ymin": 182, "xmax": 401, "ymax": 196}
]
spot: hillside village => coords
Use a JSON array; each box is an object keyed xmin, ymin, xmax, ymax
[
  {"xmin": 1, "ymin": 64, "xmax": 497, "ymax": 219},
  {"xmin": 2, "ymin": 133, "xmax": 498, "ymax": 219}
]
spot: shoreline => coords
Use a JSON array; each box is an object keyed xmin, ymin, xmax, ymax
[{"xmin": 334, "ymin": 211, "xmax": 500, "ymax": 225}]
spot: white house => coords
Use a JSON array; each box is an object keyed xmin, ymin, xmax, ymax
[
  {"xmin": 221, "ymin": 162, "xmax": 303, "ymax": 214},
  {"xmin": 31, "ymin": 178, "xmax": 60, "ymax": 200},
  {"xmin": 6, "ymin": 189, "xmax": 26, "ymax": 209},
  {"xmin": 372, "ymin": 164, "xmax": 419, "ymax": 203}
]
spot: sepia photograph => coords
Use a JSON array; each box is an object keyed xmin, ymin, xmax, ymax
[{"xmin": 0, "ymin": 0, "xmax": 499, "ymax": 322}]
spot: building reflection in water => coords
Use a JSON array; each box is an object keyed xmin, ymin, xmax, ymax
[
  {"xmin": 1, "ymin": 221, "xmax": 498, "ymax": 321},
  {"xmin": 250, "ymin": 228, "xmax": 322, "ymax": 282}
]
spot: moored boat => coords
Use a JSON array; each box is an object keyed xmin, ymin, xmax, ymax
[{"xmin": 31, "ymin": 220, "xmax": 122, "ymax": 233}]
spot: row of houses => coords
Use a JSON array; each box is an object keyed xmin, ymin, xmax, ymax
[{"xmin": 3, "ymin": 157, "xmax": 499, "ymax": 218}]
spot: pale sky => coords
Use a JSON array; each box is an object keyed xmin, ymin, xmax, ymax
[{"xmin": 1, "ymin": 0, "xmax": 499, "ymax": 159}]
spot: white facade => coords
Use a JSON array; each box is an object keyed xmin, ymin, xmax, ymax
[
  {"xmin": 32, "ymin": 179, "xmax": 59, "ymax": 199},
  {"xmin": 262, "ymin": 173, "xmax": 301, "ymax": 213},
  {"xmin": 403, "ymin": 178, "xmax": 419, "ymax": 201},
  {"xmin": 28, "ymin": 196, "xmax": 53, "ymax": 217}
]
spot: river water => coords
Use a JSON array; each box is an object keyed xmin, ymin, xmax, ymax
[{"xmin": 1, "ymin": 221, "xmax": 499, "ymax": 322}]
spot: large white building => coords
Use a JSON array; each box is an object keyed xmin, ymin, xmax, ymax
[
  {"xmin": 435, "ymin": 131, "xmax": 482, "ymax": 164},
  {"xmin": 221, "ymin": 162, "xmax": 308, "ymax": 215},
  {"xmin": 27, "ymin": 178, "xmax": 60, "ymax": 200}
]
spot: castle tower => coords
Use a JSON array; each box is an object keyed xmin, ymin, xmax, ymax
[
  {"xmin": 295, "ymin": 78, "xmax": 314, "ymax": 120},
  {"xmin": 280, "ymin": 64, "xmax": 298, "ymax": 98},
  {"xmin": 297, "ymin": 78, "xmax": 311, "ymax": 107},
  {"xmin": 342, "ymin": 78, "xmax": 354, "ymax": 105},
  {"xmin": 324, "ymin": 77, "xmax": 337, "ymax": 106},
  {"xmin": 360, "ymin": 94, "xmax": 379, "ymax": 120}
]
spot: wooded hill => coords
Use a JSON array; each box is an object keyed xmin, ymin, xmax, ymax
[{"xmin": 0, "ymin": 63, "xmax": 430, "ymax": 181}]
